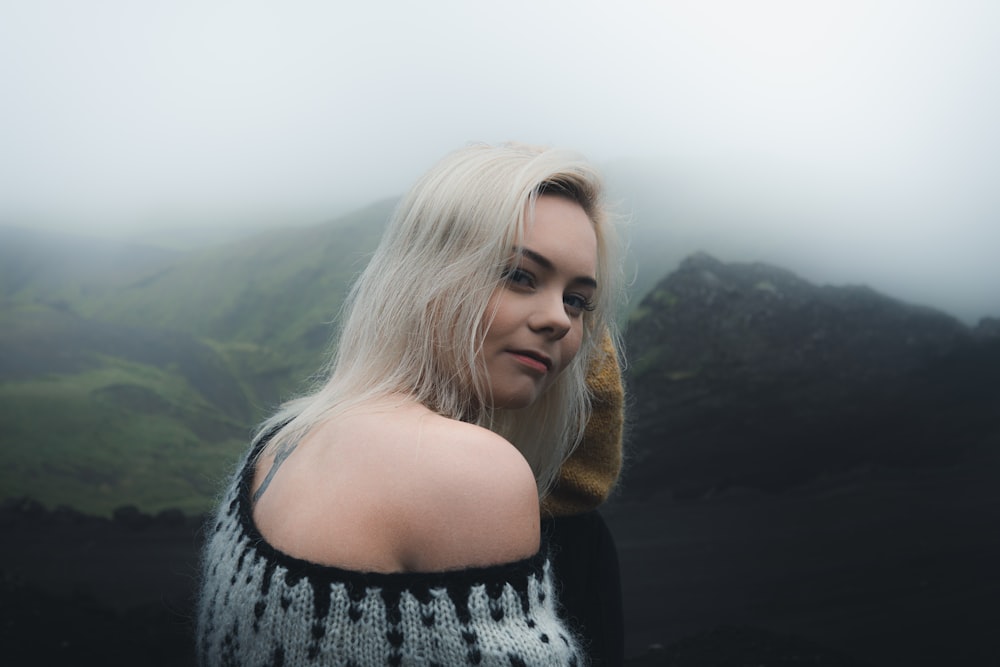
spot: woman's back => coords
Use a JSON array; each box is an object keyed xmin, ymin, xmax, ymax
[{"xmin": 251, "ymin": 398, "xmax": 541, "ymax": 574}]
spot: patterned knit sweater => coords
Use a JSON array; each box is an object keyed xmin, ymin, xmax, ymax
[{"xmin": 196, "ymin": 441, "xmax": 585, "ymax": 667}]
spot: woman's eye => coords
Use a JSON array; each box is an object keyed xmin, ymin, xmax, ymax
[
  {"xmin": 564, "ymin": 294, "xmax": 596, "ymax": 315},
  {"xmin": 504, "ymin": 268, "xmax": 534, "ymax": 288}
]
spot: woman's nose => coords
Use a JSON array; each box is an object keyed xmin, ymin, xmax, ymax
[{"xmin": 529, "ymin": 292, "xmax": 572, "ymax": 339}]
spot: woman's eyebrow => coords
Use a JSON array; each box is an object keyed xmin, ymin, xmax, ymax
[{"xmin": 520, "ymin": 248, "xmax": 598, "ymax": 288}]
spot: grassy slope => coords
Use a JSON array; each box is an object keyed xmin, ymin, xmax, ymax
[
  {"xmin": 0, "ymin": 202, "xmax": 394, "ymax": 515},
  {"xmin": 0, "ymin": 362, "xmax": 245, "ymax": 516},
  {"xmin": 0, "ymin": 303, "xmax": 254, "ymax": 515}
]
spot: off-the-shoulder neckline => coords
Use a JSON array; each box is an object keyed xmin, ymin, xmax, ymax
[{"xmin": 224, "ymin": 429, "xmax": 549, "ymax": 594}]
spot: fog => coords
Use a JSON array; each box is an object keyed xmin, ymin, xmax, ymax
[{"xmin": 2, "ymin": 0, "xmax": 998, "ymax": 322}]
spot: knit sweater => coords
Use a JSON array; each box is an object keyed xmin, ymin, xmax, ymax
[{"xmin": 196, "ymin": 440, "xmax": 585, "ymax": 667}]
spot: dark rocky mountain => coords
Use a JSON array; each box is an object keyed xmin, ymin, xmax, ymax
[
  {"xmin": 606, "ymin": 253, "xmax": 999, "ymax": 665},
  {"xmin": 623, "ymin": 252, "xmax": 1000, "ymax": 500}
]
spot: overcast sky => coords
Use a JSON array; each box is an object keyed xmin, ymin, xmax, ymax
[{"xmin": 1, "ymin": 1, "xmax": 997, "ymax": 321}]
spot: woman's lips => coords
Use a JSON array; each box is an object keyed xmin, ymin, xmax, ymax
[{"xmin": 508, "ymin": 350, "xmax": 551, "ymax": 373}]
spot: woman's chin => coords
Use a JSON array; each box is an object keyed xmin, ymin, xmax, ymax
[{"xmin": 488, "ymin": 389, "xmax": 542, "ymax": 411}]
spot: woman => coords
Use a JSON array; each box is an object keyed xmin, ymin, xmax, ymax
[{"xmin": 196, "ymin": 142, "xmax": 623, "ymax": 666}]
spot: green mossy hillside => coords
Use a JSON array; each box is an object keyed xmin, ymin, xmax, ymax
[
  {"xmin": 0, "ymin": 202, "xmax": 395, "ymax": 515},
  {"xmin": 0, "ymin": 360, "xmax": 246, "ymax": 516}
]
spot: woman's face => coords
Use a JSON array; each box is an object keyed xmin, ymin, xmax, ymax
[{"xmin": 480, "ymin": 194, "xmax": 598, "ymax": 410}]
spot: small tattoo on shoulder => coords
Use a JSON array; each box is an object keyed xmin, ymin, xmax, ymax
[{"xmin": 252, "ymin": 442, "xmax": 298, "ymax": 505}]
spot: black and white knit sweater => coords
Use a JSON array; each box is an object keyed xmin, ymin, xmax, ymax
[{"xmin": 196, "ymin": 441, "xmax": 585, "ymax": 666}]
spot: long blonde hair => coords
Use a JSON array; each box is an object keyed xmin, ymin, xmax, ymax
[{"xmin": 257, "ymin": 142, "xmax": 622, "ymax": 495}]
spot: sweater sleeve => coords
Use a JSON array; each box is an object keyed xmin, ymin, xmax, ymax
[{"xmin": 541, "ymin": 331, "xmax": 625, "ymax": 517}]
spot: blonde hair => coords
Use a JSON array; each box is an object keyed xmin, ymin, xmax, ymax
[{"xmin": 257, "ymin": 142, "xmax": 622, "ymax": 495}]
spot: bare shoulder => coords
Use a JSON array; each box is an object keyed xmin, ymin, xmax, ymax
[
  {"xmin": 251, "ymin": 405, "xmax": 540, "ymax": 573},
  {"xmin": 391, "ymin": 417, "xmax": 541, "ymax": 571}
]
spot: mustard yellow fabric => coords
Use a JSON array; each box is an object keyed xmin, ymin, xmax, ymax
[{"xmin": 541, "ymin": 333, "xmax": 624, "ymax": 517}]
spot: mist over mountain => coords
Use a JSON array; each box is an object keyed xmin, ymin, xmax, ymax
[
  {"xmin": 83, "ymin": 198, "xmax": 395, "ymax": 355},
  {"xmin": 0, "ymin": 225, "xmax": 180, "ymax": 302},
  {"xmin": 604, "ymin": 159, "xmax": 999, "ymax": 326}
]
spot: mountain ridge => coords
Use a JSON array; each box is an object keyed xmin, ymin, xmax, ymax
[{"xmin": 622, "ymin": 251, "xmax": 1000, "ymax": 501}]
